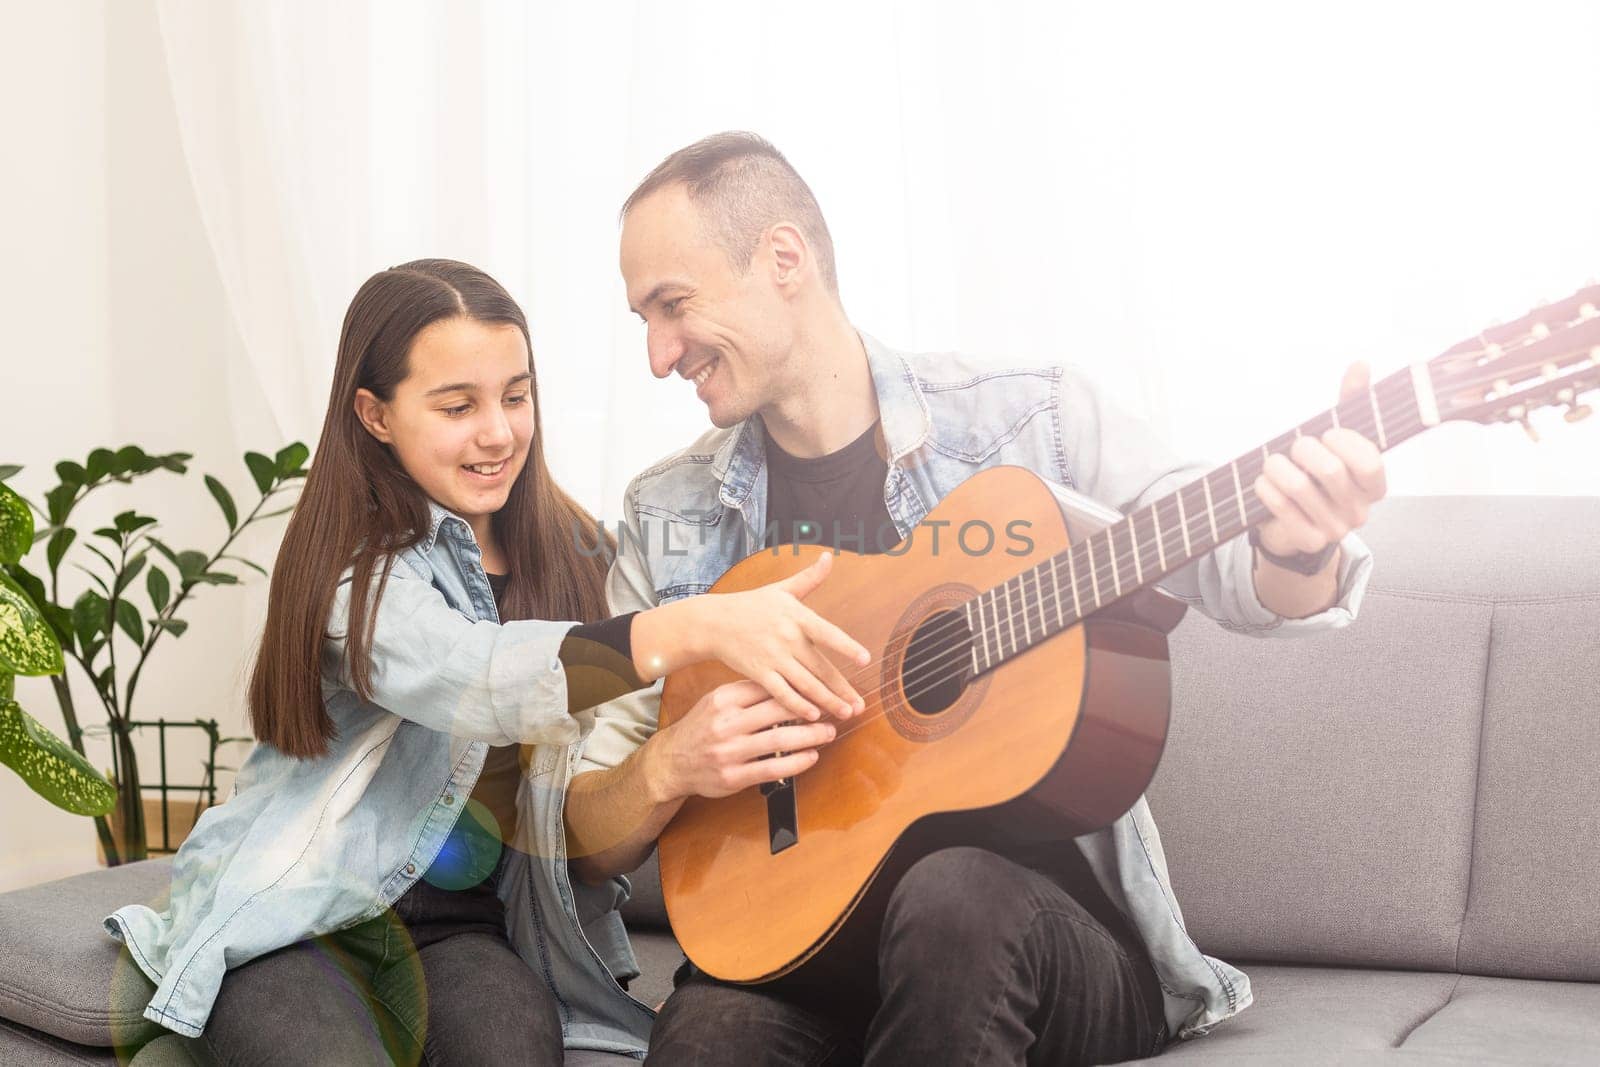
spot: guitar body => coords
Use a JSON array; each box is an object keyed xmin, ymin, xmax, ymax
[{"xmin": 656, "ymin": 466, "xmax": 1181, "ymax": 985}]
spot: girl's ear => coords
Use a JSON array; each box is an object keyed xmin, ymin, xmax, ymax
[{"xmin": 353, "ymin": 388, "xmax": 394, "ymax": 444}]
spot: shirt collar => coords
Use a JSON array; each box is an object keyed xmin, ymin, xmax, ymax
[{"xmin": 710, "ymin": 329, "xmax": 931, "ymax": 506}]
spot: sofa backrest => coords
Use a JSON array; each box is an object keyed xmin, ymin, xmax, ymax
[{"xmin": 1148, "ymin": 495, "xmax": 1600, "ymax": 981}]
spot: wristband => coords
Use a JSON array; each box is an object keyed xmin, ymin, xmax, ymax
[{"xmin": 1248, "ymin": 526, "xmax": 1338, "ymax": 576}]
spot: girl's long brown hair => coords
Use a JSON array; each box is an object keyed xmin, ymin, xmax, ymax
[{"xmin": 249, "ymin": 259, "xmax": 613, "ymax": 758}]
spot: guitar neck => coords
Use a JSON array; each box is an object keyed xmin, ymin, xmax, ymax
[{"xmin": 965, "ymin": 364, "xmax": 1433, "ymax": 674}]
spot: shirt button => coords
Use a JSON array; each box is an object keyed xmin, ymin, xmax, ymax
[
  {"xmin": 443, "ymin": 794, "xmax": 454, "ymax": 806},
  {"xmin": 550, "ymin": 659, "xmax": 561, "ymax": 673},
  {"xmin": 404, "ymin": 863, "xmax": 416, "ymax": 876}
]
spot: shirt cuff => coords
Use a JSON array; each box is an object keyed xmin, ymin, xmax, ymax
[
  {"xmin": 1224, "ymin": 530, "xmax": 1374, "ymax": 635},
  {"xmin": 559, "ymin": 613, "xmax": 648, "ymax": 714}
]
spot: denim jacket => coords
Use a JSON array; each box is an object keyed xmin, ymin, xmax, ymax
[
  {"xmin": 579, "ymin": 332, "xmax": 1374, "ymax": 1041},
  {"xmin": 105, "ymin": 503, "xmax": 656, "ymax": 1054}
]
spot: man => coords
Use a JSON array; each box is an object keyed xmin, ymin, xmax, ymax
[{"xmin": 566, "ymin": 132, "xmax": 1385, "ymax": 1064}]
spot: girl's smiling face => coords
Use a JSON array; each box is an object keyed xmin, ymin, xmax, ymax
[{"xmin": 353, "ymin": 316, "xmax": 534, "ymax": 549}]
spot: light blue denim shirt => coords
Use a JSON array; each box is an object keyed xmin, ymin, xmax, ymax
[
  {"xmin": 579, "ymin": 332, "xmax": 1374, "ymax": 1042},
  {"xmin": 105, "ymin": 503, "xmax": 656, "ymax": 1054}
]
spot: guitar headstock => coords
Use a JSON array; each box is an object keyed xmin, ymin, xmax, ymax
[{"xmin": 1428, "ymin": 284, "xmax": 1600, "ymax": 434}]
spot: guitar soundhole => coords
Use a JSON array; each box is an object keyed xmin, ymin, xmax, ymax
[{"xmin": 902, "ymin": 610, "xmax": 971, "ymax": 715}]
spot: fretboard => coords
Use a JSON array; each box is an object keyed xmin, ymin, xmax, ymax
[{"xmin": 963, "ymin": 365, "xmax": 1428, "ymax": 675}]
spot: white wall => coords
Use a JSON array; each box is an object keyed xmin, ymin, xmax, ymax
[{"xmin": 1, "ymin": 2, "xmax": 261, "ymax": 893}]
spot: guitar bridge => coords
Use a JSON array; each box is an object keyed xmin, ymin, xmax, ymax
[{"xmin": 761, "ymin": 777, "xmax": 798, "ymax": 853}]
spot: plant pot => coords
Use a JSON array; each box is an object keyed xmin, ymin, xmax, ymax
[{"xmin": 96, "ymin": 796, "xmax": 211, "ymax": 865}]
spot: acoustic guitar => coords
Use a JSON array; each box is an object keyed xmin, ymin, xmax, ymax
[{"xmin": 656, "ymin": 285, "xmax": 1599, "ymax": 988}]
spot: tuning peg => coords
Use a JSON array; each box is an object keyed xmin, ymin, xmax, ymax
[
  {"xmin": 1581, "ymin": 303, "xmax": 1598, "ymax": 321},
  {"xmin": 1531, "ymin": 322, "xmax": 1551, "ymax": 340},
  {"xmin": 1565, "ymin": 402, "xmax": 1593, "ymax": 424},
  {"xmin": 1520, "ymin": 418, "xmax": 1542, "ymax": 442}
]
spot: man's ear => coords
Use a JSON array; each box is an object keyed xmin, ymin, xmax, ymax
[
  {"xmin": 767, "ymin": 223, "xmax": 808, "ymax": 292},
  {"xmin": 353, "ymin": 388, "xmax": 394, "ymax": 444}
]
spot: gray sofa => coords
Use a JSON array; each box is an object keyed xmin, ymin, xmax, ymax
[{"xmin": 2, "ymin": 495, "xmax": 1596, "ymax": 1065}]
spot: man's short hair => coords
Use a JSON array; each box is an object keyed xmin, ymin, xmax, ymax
[{"xmin": 622, "ymin": 131, "xmax": 839, "ymax": 294}]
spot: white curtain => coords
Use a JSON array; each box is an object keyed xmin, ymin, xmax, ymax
[{"xmin": 155, "ymin": 0, "xmax": 1600, "ymax": 518}]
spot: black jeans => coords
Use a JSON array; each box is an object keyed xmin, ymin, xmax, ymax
[
  {"xmin": 195, "ymin": 861, "xmax": 562, "ymax": 1066},
  {"xmin": 647, "ymin": 846, "xmax": 1167, "ymax": 1067}
]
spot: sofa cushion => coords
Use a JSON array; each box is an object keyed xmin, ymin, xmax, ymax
[
  {"xmin": 0, "ymin": 852, "xmax": 679, "ymax": 1058},
  {"xmin": 0, "ymin": 1015, "xmax": 117, "ymax": 1066},
  {"xmin": 1458, "ymin": 596, "xmax": 1600, "ymax": 981},
  {"xmin": 0, "ymin": 858, "xmax": 169, "ymax": 1048},
  {"xmin": 1152, "ymin": 590, "xmax": 1489, "ymax": 970},
  {"xmin": 1148, "ymin": 495, "xmax": 1600, "ymax": 975},
  {"xmin": 1126, "ymin": 963, "xmax": 1600, "ymax": 1065}
]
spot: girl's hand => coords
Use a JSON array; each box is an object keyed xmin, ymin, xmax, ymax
[
  {"xmin": 633, "ymin": 552, "xmax": 870, "ymax": 722},
  {"xmin": 693, "ymin": 552, "xmax": 870, "ymax": 722}
]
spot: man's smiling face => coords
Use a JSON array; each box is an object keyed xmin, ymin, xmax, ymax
[{"xmin": 620, "ymin": 184, "xmax": 794, "ymax": 428}]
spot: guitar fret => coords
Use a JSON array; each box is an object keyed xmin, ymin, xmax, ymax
[
  {"xmin": 1201, "ymin": 475, "xmax": 1219, "ymax": 544},
  {"xmin": 1108, "ymin": 527, "xmax": 1122, "ymax": 599},
  {"xmin": 1049, "ymin": 556, "xmax": 1063, "ymax": 629},
  {"xmin": 1019, "ymin": 570, "xmax": 1034, "ymax": 646},
  {"xmin": 1067, "ymin": 547, "xmax": 1082, "ymax": 620},
  {"xmin": 992, "ymin": 588, "xmax": 1004, "ymax": 662},
  {"xmin": 1369, "ymin": 387, "xmax": 1388, "ymax": 449},
  {"xmin": 1176, "ymin": 490, "xmax": 1192, "ymax": 556},
  {"xmin": 1130, "ymin": 517, "xmax": 1144, "ymax": 585},
  {"xmin": 972, "ymin": 591, "xmax": 985, "ymax": 668},
  {"xmin": 1151, "ymin": 504, "xmax": 1167, "ymax": 572},
  {"xmin": 1085, "ymin": 537, "xmax": 1102, "ymax": 607},
  {"xmin": 1005, "ymin": 578, "xmax": 1018, "ymax": 657},
  {"xmin": 1230, "ymin": 461, "xmax": 1248, "ymax": 526}
]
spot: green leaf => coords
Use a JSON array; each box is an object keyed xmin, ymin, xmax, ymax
[
  {"xmin": 72, "ymin": 591, "xmax": 106, "ymax": 649},
  {"xmin": 274, "ymin": 442, "xmax": 311, "ymax": 477},
  {"xmin": 220, "ymin": 554, "xmax": 269, "ymax": 578},
  {"xmin": 153, "ymin": 618, "xmax": 188, "ymax": 638},
  {"xmin": 113, "ymin": 551, "xmax": 148, "ymax": 597},
  {"xmin": 3, "ymin": 565, "xmax": 64, "ymax": 648},
  {"xmin": 83, "ymin": 542, "xmax": 117, "ymax": 572},
  {"xmin": 157, "ymin": 452, "xmax": 192, "ymax": 474},
  {"xmin": 114, "ymin": 599, "xmax": 144, "ymax": 646},
  {"xmin": 146, "ymin": 537, "xmax": 180, "ymax": 570},
  {"xmin": 94, "ymin": 666, "xmax": 114, "ymax": 700},
  {"xmin": 54, "ymin": 461, "xmax": 87, "ymax": 487},
  {"xmin": 204, "ymin": 475, "xmax": 237, "ymax": 530},
  {"xmin": 113, "ymin": 511, "xmax": 156, "ymax": 536},
  {"xmin": 45, "ymin": 484, "xmax": 76, "ymax": 526},
  {"xmin": 1, "ymin": 674, "xmax": 11, "ymax": 700},
  {"xmin": 194, "ymin": 571, "xmax": 239, "ymax": 586},
  {"xmin": 0, "ymin": 698, "xmax": 117, "ymax": 816},
  {"xmin": 81, "ymin": 638, "xmax": 104, "ymax": 664},
  {"xmin": 0, "ymin": 465, "xmax": 21, "ymax": 482},
  {"xmin": 146, "ymin": 566, "xmax": 170, "ymax": 612},
  {"xmin": 86, "ymin": 448, "xmax": 115, "ymax": 482},
  {"xmin": 72, "ymin": 564, "xmax": 109, "ymax": 596},
  {"xmin": 0, "ymin": 483, "xmax": 31, "ymax": 565},
  {"xmin": 175, "ymin": 551, "xmax": 208, "ymax": 582},
  {"xmin": 244, "ymin": 452, "xmax": 277, "ymax": 494},
  {"xmin": 0, "ymin": 571, "xmax": 65, "ymax": 676},
  {"xmin": 46, "ymin": 527, "xmax": 76, "ymax": 573},
  {"xmin": 112, "ymin": 446, "xmax": 147, "ymax": 476}
]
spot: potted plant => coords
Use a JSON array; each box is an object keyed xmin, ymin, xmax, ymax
[{"xmin": 0, "ymin": 443, "xmax": 307, "ymax": 864}]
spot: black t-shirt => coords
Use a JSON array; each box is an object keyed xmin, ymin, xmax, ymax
[
  {"xmin": 761, "ymin": 420, "xmax": 1145, "ymax": 956},
  {"xmin": 764, "ymin": 420, "xmax": 900, "ymax": 554}
]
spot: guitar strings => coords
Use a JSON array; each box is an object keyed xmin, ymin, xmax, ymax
[
  {"xmin": 798, "ymin": 399, "xmax": 1427, "ymax": 741},
  {"xmin": 838, "ymin": 370, "xmax": 1420, "ymax": 696}
]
